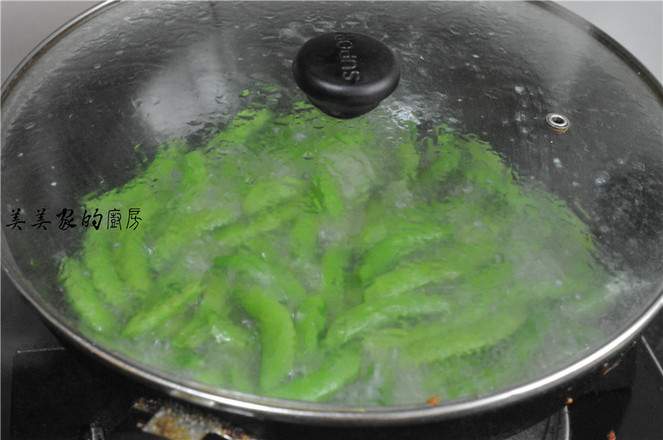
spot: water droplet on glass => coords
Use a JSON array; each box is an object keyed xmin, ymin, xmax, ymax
[
  {"xmin": 594, "ymin": 171, "xmax": 610, "ymax": 186},
  {"xmin": 294, "ymin": 132, "xmax": 307, "ymax": 142}
]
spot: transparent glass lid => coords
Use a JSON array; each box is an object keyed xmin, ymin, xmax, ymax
[{"xmin": 2, "ymin": 1, "xmax": 661, "ymax": 409}]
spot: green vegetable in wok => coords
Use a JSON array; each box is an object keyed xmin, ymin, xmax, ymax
[
  {"xmin": 59, "ymin": 98, "xmax": 609, "ymax": 406},
  {"xmin": 234, "ymin": 287, "xmax": 296, "ymax": 391},
  {"xmin": 267, "ymin": 345, "xmax": 362, "ymax": 401}
]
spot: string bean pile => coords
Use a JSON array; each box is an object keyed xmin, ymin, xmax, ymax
[{"xmin": 59, "ymin": 99, "xmax": 608, "ymax": 406}]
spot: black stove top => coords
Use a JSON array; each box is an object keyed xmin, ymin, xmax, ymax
[{"xmin": 2, "ymin": 271, "xmax": 662, "ymax": 440}]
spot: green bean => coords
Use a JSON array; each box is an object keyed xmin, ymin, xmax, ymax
[
  {"xmin": 295, "ymin": 296, "xmax": 327, "ymax": 355},
  {"xmin": 442, "ymin": 201, "xmax": 508, "ymax": 246},
  {"xmin": 207, "ymin": 108, "xmax": 273, "ymax": 150},
  {"xmin": 170, "ymin": 270, "xmax": 254, "ymax": 350},
  {"xmin": 363, "ymin": 239, "xmax": 502, "ymax": 303},
  {"xmin": 169, "ymin": 349, "xmax": 206, "ymax": 370},
  {"xmin": 147, "ymin": 198, "xmax": 241, "ymax": 273},
  {"xmin": 114, "ymin": 231, "xmax": 152, "ymax": 295},
  {"xmin": 193, "ymin": 358, "xmax": 257, "ymax": 394},
  {"xmin": 324, "ymin": 293, "xmax": 450, "ymax": 350},
  {"xmin": 97, "ymin": 187, "xmax": 162, "ymax": 295},
  {"xmin": 59, "ymin": 257, "xmax": 118, "ymax": 332},
  {"xmin": 214, "ymin": 251, "xmax": 308, "ymax": 307},
  {"xmin": 290, "ymin": 214, "xmax": 321, "ymax": 260},
  {"xmin": 419, "ymin": 137, "xmax": 463, "ymax": 184},
  {"xmin": 316, "ymin": 149, "xmax": 379, "ymax": 205},
  {"xmin": 364, "ymin": 260, "xmax": 461, "ymax": 302},
  {"xmin": 194, "ymin": 367, "xmax": 232, "ymax": 389},
  {"xmin": 357, "ymin": 200, "xmax": 390, "ymax": 249},
  {"xmin": 178, "ymin": 149, "xmax": 209, "ymax": 192},
  {"xmin": 139, "ymin": 140, "xmax": 188, "ymax": 186},
  {"xmin": 177, "ymin": 322, "xmax": 259, "ymax": 392},
  {"xmin": 402, "ymin": 305, "xmax": 527, "ymax": 365},
  {"xmin": 319, "ymin": 246, "xmax": 352, "ymax": 319},
  {"xmin": 81, "ymin": 232, "xmax": 133, "ymax": 311},
  {"xmin": 314, "ymin": 172, "xmax": 344, "ymax": 217},
  {"xmin": 147, "ymin": 310, "xmax": 198, "ymax": 342},
  {"xmin": 396, "ymin": 125, "xmax": 420, "ymax": 180},
  {"xmin": 200, "ymin": 269, "xmax": 230, "ymax": 311},
  {"xmin": 358, "ymin": 221, "xmax": 454, "ymax": 284},
  {"xmin": 243, "ymin": 177, "xmax": 306, "ymax": 216},
  {"xmin": 121, "ymin": 280, "xmax": 202, "ymax": 338},
  {"xmin": 148, "ymin": 227, "xmax": 203, "ymax": 273},
  {"xmin": 463, "ymin": 141, "xmax": 513, "ymax": 190},
  {"xmin": 170, "ymin": 170, "xmax": 243, "ymax": 231},
  {"xmin": 234, "ymin": 287, "xmax": 295, "ymax": 391},
  {"xmin": 267, "ymin": 346, "xmax": 361, "ymax": 402},
  {"xmin": 361, "ymin": 265, "xmax": 522, "ymax": 365},
  {"xmin": 421, "ymin": 314, "xmax": 545, "ymax": 399},
  {"xmin": 213, "ymin": 200, "xmax": 302, "ymax": 250}
]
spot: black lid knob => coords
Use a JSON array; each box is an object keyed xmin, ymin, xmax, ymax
[{"xmin": 292, "ymin": 32, "xmax": 400, "ymax": 119}]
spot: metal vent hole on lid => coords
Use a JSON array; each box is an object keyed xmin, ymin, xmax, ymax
[{"xmin": 545, "ymin": 113, "xmax": 571, "ymax": 133}]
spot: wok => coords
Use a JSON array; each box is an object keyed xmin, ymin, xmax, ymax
[{"xmin": 2, "ymin": 2, "xmax": 662, "ymax": 439}]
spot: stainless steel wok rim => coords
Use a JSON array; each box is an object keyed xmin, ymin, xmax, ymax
[
  {"xmin": 2, "ymin": 0, "xmax": 663, "ymax": 428},
  {"xmin": 3, "ymin": 240, "xmax": 663, "ymax": 426}
]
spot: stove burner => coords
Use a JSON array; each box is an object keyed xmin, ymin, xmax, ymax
[{"xmin": 134, "ymin": 398, "xmax": 256, "ymax": 440}]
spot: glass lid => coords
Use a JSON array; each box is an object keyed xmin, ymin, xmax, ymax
[{"xmin": 2, "ymin": 1, "xmax": 662, "ymax": 411}]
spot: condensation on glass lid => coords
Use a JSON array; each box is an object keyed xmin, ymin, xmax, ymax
[{"xmin": 57, "ymin": 99, "xmax": 619, "ymax": 406}]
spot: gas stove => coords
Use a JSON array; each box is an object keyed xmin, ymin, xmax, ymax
[{"xmin": 2, "ymin": 270, "xmax": 662, "ymax": 440}]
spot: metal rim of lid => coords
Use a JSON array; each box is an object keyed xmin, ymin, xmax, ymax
[{"xmin": 0, "ymin": 0, "xmax": 661, "ymax": 426}]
